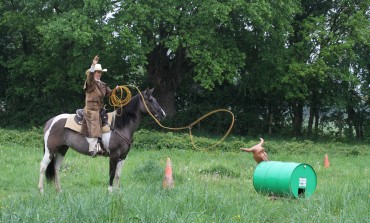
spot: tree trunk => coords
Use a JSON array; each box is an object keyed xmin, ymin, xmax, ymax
[
  {"xmin": 308, "ymin": 90, "xmax": 320, "ymax": 137},
  {"xmin": 350, "ymin": 108, "xmax": 364, "ymax": 140},
  {"xmin": 146, "ymin": 43, "xmax": 189, "ymax": 117},
  {"xmin": 337, "ymin": 117, "xmax": 343, "ymax": 138},
  {"xmin": 346, "ymin": 107, "xmax": 355, "ymax": 139},
  {"xmin": 308, "ymin": 105, "xmax": 320, "ymax": 138},
  {"xmin": 314, "ymin": 110, "xmax": 319, "ymax": 137},
  {"xmin": 154, "ymin": 89, "xmax": 176, "ymax": 118},
  {"xmin": 268, "ymin": 112, "xmax": 273, "ymax": 135},
  {"xmin": 292, "ymin": 102, "xmax": 303, "ymax": 137},
  {"xmin": 308, "ymin": 106, "xmax": 314, "ymax": 135}
]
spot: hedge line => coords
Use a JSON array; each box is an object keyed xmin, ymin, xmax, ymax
[{"xmin": 0, "ymin": 128, "xmax": 368, "ymax": 156}]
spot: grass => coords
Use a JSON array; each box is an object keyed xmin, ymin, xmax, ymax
[{"xmin": 0, "ymin": 128, "xmax": 369, "ymax": 222}]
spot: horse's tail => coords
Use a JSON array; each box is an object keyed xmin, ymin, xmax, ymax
[{"xmin": 44, "ymin": 141, "xmax": 55, "ymax": 182}]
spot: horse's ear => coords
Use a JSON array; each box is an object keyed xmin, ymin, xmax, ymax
[
  {"xmin": 143, "ymin": 88, "xmax": 154, "ymax": 98},
  {"xmin": 143, "ymin": 88, "xmax": 149, "ymax": 97},
  {"xmin": 148, "ymin": 88, "xmax": 154, "ymax": 95}
]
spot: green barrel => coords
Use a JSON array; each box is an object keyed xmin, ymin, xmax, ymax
[{"xmin": 253, "ymin": 161, "xmax": 317, "ymax": 198}]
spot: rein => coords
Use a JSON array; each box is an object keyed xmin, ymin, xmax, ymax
[
  {"xmin": 110, "ymin": 126, "xmax": 132, "ymax": 146},
  {"xmin": 110, "ymin": 85, "xmax": 235, "ymax": 151},
  {"xmin": 107, "ymin": 111, "xmax": 132, "ymax": 146}
]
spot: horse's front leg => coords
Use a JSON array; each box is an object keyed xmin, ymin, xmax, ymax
[
  {"xmin": 113, "ymin": 159, "xmax": 125, "ymax": 189},
  {"xmin": 108, "ymin": 155, "xmax": 119, "ymax": 193}
]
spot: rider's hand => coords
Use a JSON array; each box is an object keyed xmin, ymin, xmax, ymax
[{"xmin": 92, "ymin": 55, "xmax": 99, "ymax": 65}]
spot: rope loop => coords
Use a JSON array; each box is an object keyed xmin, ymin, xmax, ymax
[
  {"xmin": 111, "ymin": 85, "xmax": 235, "ymax": 151},
  {"xmin": 109, "ymin": 86, "xmax": 132, "ymax": 114}
]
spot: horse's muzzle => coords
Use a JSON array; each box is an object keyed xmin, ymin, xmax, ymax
[{"xmin": 155, "ymin": 109, "xmax": 166, "ymax": 121}]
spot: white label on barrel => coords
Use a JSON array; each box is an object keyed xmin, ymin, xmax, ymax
[{"xmin": 299, "ymin": 178, "xmax": 307, "ymax": 187}]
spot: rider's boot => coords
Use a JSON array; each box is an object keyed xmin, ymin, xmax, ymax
[{"xmin": 86, "ymin": 137, "xmax": 99, "ymax": 158}]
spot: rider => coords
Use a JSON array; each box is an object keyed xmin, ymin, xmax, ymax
[{"xmin": 82, "ymin": 55, "xmax": 116, "ymax": 157}]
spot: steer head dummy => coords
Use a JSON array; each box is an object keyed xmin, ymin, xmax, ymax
[{"xmin": 240, "ymin": 138, "xmax": 269, "ymax": 164}]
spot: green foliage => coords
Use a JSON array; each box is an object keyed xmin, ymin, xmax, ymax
[
  {"xmin": 0, "ymin": 0, "xmax": 369, "ymax": 141},
  {"xmin": 37, "ymin": 10, "xmax": 94, "ymax": 50},
  {"xmin": 132, "ymin": 129, "xmax": 369, "ymax": 155},
  {"xmin": 0, "ymin": 128, "xmax": 43, "ymax": 148},
  {"xmin": 134, "ymin": 129, "xmax": 194, "ymax": 150},
  {"xmin": 1, "ymin": 127, "xmax": 368, "ymax": 156}
]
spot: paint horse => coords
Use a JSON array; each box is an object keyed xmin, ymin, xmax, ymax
[{"xmin": 38, "ymin": 88, "xmax": 166, "ymax": 193}]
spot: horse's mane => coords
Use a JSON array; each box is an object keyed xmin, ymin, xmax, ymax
[{"xmin": 114, "ymin": 94, "xmax": 141, "ymax": 129}]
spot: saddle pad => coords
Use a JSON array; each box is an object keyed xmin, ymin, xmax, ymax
[{"xmin": 64, "ymin": 112, "xmax": 113, "ymax": 133}]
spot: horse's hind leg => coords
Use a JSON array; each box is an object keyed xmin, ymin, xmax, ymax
[
  {"xmin": 38, "ymin": 148, "xmax": 53, "ymax": 194},
  {"xmin": 54, "ymin": 146, "xmax": 68, "ymax": 193},
  {"xmin": 38, "ymin": 147, "xmax": 68, "ymax": 193}
]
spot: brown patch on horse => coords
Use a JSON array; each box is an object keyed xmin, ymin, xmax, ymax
[{"xmin": 46, "ymin": 118, "xmax": 69, "ymax": 154}]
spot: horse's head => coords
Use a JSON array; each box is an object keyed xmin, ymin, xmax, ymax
[{"xmin": 140, "ymin": 88, "xmax": 166, "ymax": 121}]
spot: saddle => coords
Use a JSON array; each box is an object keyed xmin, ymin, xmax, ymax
[
  {"xmin": 73, "ymin": 109, "xmax": 110, "ymax": 156},
  {"xmin": 74, "ymin": 108, "xmax": 108, "ymax": 125}
]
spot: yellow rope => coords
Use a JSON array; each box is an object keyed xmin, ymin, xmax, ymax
[
  {"xmin": 111, "ymin": 85, "xmax": 235, "ymax": 150},
  {"xmin": 109, "ymin": 85, "xmax": 132, "ymax": 111}
]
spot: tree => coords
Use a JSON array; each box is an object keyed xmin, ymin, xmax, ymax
[
  {"xmin": 279, "ymin": 0, "xmax": 369, "ymax": 138},
  {"xmin": 0, "ymin": 0, "xmax": 368, "ymax": 141},
  {"xmin": 233, "ymin": 0, "xmax": 301, "ymax": 136},
  {"xmin": 0, "ymin": 0, "xmax": 118, "ymax": 126},
  {"xmin": 108, "ymin": 0, "xmax": 248, "ymax": 117},
  {"xmin": 317, "ymin": 0, "xmax": 370, "ymax": 140}
]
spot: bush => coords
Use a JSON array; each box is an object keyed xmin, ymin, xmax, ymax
[
  {"xmin": 0, "ymin": 127, "xmax": 43, "ymax": 148},
  {"xmin": 1, "ymin": 128, "xmax": 368, "ymax": 156}
]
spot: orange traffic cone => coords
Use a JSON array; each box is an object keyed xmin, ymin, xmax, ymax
[
  {"xmin": 324, "ymin": 154, "xmax": 330, "ymax": 168},
  {"xmin": 163, "ymin": 157, "xmax": 174, "ymax": 189}
]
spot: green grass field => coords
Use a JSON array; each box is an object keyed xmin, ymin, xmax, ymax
[{"xmin": 0, "ymin": 128, "xmax": 369, "ymax": 222}]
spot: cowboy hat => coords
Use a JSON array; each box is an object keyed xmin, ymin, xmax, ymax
[{"xmin": 94, "ymin": 64, "xmax": 107, "ymax": 72}]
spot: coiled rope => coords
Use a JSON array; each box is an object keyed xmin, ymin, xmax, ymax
[
  {"xmin": 110, "ymin": 85, "xmax": 235, "ymax": 150},
  {"xmin": 109, "ymin": 85, "xmax": 132, "ymax": 112}
]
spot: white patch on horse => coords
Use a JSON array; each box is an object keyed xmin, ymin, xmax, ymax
[
  {"xmin": 102, "ymin": 131, "xmax": 111, "ymax": 153},
  {"xmin": 39, "ymin": 114, "xmax": 69, "ymax": 193},
  {"xmin": 42, "ymin": 114, "xmax": 69, "ymax": 167},
  {"xmin": 161, "ymin": 109, "xmax": 166, "ymax": 117}
]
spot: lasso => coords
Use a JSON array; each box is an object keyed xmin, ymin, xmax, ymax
[
  {"xmin": 110, "ymin": 85, "xmax": 235, "ymax": 150},
  {"xmin": 109, "ymin": 85, "xmax": 132, "ymax": 113}
]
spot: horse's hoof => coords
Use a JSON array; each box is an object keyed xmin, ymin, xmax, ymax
[
  {"xmin": 108, "ymin": 186, "xmax": 113, "ymax": 193},
  {"xmin": 90, "ymin": 151, "xmax": 98, "ymax": 158}
]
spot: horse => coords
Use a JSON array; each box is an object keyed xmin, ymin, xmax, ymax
[{"xmin": 38, "ymin": 88, "xmax": 166, "ymax": 194}]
